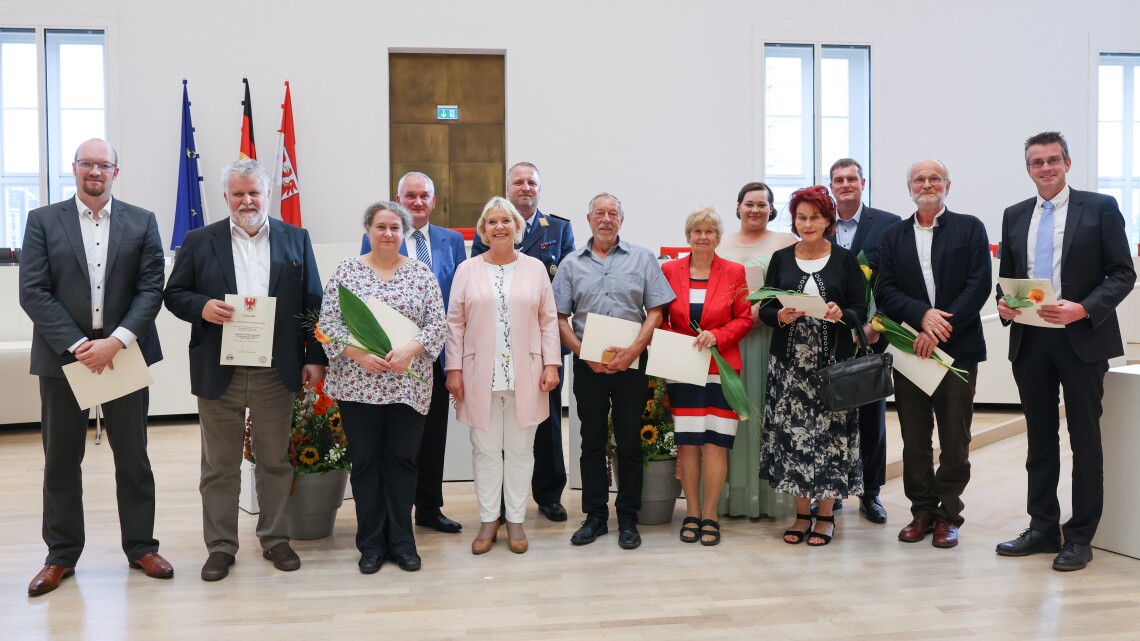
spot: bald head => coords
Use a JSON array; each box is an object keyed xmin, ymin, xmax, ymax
[{"xmin": 72, "ymin": 138, "xmax": 120, "ymax": 209}]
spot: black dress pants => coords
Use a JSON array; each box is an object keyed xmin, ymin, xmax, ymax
[{"xmin": 414, "ymin": 361, "xmax": 449, "ymax": 516}]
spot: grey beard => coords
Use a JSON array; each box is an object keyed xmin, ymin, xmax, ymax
[{"xmin": 237, "ymin": 211, "xmax": 267, "ymax": 228}]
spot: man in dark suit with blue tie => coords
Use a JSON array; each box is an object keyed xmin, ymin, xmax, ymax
[
  {"xmin": 470, "ymin": 162, "xmax": 575, "ymax": 521},
  {"xmin": 995, "ymin": 131, "xmax": 1136, "ymax": 571},
  {"xmin": 392, "ymin": 172, "xmax": 468, "ymax": 533},
  {"xmin": 21, "ymin": 139, "xmax": 173, "ymax": 595},
  {"xmin": 877, "ymin": 159, "xmax": 991, "ymax": 549},
  {"xmin": 826, "ymin": 158, "xmax": 901, "ymax": 523},
  {"xmin": 164, "ymin": 159, "xmax": 328, "ymax": 581}
]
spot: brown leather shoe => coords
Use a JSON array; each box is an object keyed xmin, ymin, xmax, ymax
[
  {"xmin": 508, "ymin": 536, "xmax": 529, "ymax": 554},
  {"xmin": 262, "ymin": 542, "xmax": 301, "ymax": 571},
  {"xmin": 28, "ymin": 563, "xmax": 74, "ymax": 596},
  {"xmin": 932, "ymin": 520, "xmax": 959, "ymax": 548},
  {"xmin": 471, "ymin": 522, "xmax": 499, "ymax": 555},
  {"xmin": 898, "ymin": 515, "xmax": 935, "ymax": 542},
  {"xmin": 129, "ymin": 551, "xmax": 174, "ymax": 578}
]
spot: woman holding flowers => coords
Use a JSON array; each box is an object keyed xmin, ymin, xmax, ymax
[
  {"xmin": 660, "ymin": 207, "xmax": 754, "ymax": 545},
  {"xmin": 760, "ymin": 185, "xmax": 866, "ymax": 546},
  {"xmin": 445, "ymin": 197, "xmax": 561, "ymax": 555},
  {"xmin": 318, "ymin": 201, "xmax": 446, "ymax": 574},
  {"xmin": 715, "ymin": 182, "xmax": 797, "ymax": 519}
]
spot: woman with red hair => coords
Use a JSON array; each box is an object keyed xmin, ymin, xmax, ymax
[{"xmin": 758, "ymin": 185, "xmax": 867, "ymax": 547}]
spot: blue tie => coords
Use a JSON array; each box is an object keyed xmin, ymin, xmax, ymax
[
  {"xmin": 1033, "ymin": 201, "xmax": 1054, "ymax": 280},
  {"xmin": 412, "ymin": 229, "xmax": 431, "ymax": 268}
]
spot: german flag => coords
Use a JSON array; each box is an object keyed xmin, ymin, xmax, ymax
[{"xmin": 239, "ymin": 78, "xmax": 256, "ymax": 160}]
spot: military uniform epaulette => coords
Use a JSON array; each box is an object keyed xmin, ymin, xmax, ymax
[{"xmin": 545, "ymin": 213, "xmax": 570, "ymax": 222}]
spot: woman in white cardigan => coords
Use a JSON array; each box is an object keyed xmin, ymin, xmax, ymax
[{"xmin": 445, "ymin": 197, "xmax": 561, "ymax": 555}]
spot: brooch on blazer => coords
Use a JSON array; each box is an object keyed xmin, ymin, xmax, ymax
[{"xmin": 538, "ymin": 240, "xmax": 555, "ymax": 250}]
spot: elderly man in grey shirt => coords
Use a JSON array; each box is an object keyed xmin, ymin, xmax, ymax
[{"xmin": 552, "ymin": 192, "xmax": 675, "ymax": 550}]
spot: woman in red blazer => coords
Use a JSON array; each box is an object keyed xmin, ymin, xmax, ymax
[{"xmin": 660, "ymin": 207, "xmax": 754, "ymax": 546}]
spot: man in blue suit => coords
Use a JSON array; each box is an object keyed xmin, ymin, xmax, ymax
[
  {"xmin": 470, "ymin": 162, "xmax": 575, "ymax": 521},
  {"xmin": 826, "ymin": 158, "xmax": 901, "ymax": 523},
  {"xmin": 393, "ymin": 171, "xmax": 468, "ymax": 533}
]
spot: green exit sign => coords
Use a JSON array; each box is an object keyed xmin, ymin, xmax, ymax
[{"xmin": 436, "ymin": 105, "xmax": 459, "ymax": 120}]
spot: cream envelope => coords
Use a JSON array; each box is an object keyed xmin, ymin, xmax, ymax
[
  {"xmin": 579, "ymin": 313, "xmax": 642, "ymax": 369},
  {"xmin": 365, "ymin": 297, "xmax": 422, "ymax": 349},
  {"xmin": 776, "ymin": 293, "xmax": 832, "ymax": 321},
  {"xmin": 63, "ymin": 341, "xmax": 154, "ymax": 410},
  {"xmin": 886, "ymin": 321, "xmax": 956, "ymax": 397},
  {"xmin": 996, "ymin": 277, "xmax": 1060, "ymax": 329},
  {"xmin": 646, "ymin": 328, "xmax": 712, "ymax": 386}
]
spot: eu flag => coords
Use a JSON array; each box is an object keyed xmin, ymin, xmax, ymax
[{"xmin": 172, "ymin": 79, "xmax": 204, "ymax": 250}]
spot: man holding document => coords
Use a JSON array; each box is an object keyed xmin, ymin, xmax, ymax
[
  {"xmin": 164, "ymin": 159, "xmax": 327, "ymax": 581},
  {"xmin": 994, "ymin": 132, "xmax": 1136, "ymax": 571},
  {"xmin": 20, "ymin": 139, "xmax": 171, "ymax": 595},
  {"xmin": 552, "ymin": 192, "xmax": 675, "ymax": 550},
  {"xmin": 875, "ymin": 159, "xmax": 990, "ymax": 549}
]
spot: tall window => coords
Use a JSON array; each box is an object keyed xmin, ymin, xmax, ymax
[
  {"xmin": 0, "ymin": 28, "xmax": 105, "ymax": 248},
  {"xmin": 1099, "ymin": 53, "xmax": 1140, "ymax": 245},
  {"xmin": 763, "ymin": 43, "xmax": 870, "ymax": 231}
]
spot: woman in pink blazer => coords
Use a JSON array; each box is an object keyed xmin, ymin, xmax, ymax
[{"xmin": 445, "ymin": 197, "xmax": 561, "ymax": 555}]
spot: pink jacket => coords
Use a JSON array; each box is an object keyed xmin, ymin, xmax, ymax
[{"xmin": 445, "ymin": 254, "xmax": 561, "ymax": 430}]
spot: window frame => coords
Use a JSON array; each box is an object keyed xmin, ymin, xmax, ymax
[{"xmin": 1095, "ymin": 50, "xmax": 1140, "ymax": 246}]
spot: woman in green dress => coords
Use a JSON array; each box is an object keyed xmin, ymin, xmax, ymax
[{"xmin": 716, "ymin": 182, "xmax": 798, "ymax": 519}]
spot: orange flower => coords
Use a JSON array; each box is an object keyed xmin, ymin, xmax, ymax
[
  {"xmin": 313, "ymin": 323, "xmax": 331, "ymax": 345},
  {"xmin": 1027, "ymin": 288, "xmax": 1045, "ymax": 303},
  {"xmin": 313, "ymin": 395, "xmax": 332, "ymax": 416}
]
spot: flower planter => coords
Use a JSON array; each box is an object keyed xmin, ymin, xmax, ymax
[
  {"xmin": 287, "ymin": 469, "xmax": 349, "ymax": 540},
  {"xmin": 638, "ymin": 458, "xmax": 681, "ymax": 525}
]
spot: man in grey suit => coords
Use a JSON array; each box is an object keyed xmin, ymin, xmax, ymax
[
  {"xmin": 20, "ymin": 139, "xmax": 172, "ymax": 596},
  {"xmin": 826, "ymin": 158, "xmax": 901, "ymax": 523},
  {"xmin": 164, "ymin": 159, "xmax": 327, "ymax": 581}
]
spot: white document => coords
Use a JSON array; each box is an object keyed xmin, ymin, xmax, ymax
[
  {"xmin": 646, "ymin": 328, "xmax": 712, "ymax": 386},
  {"xmin": 220, "ymin": 295, "xmax": 276, "ymax": 366},
  {"xmin": 776, "ymin": 294, "xmax": 831, "ymax": 321},
  {"xmin": 744, "ymin": 265, "xmax": 766, "ymax": 291},
  {"xmin": 365, "ymin": 297, "xmax": 421, "ymax": 350},
  {"xmin": 63, "ymin": 341, "xmax": 154, "ymax": 410},
  {"xmin": 579, "ymin": 313, "xmax": 642, "ymax": 369},
  {"xmin": 997, "ymin": 277, "xmax": 1060, "ymax": 329},
  {"xmin": 886, "ymin": 322, "xmax": 955, "ymax": 397}
]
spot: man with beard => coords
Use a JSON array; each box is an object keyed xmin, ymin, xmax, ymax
[
  {"xmin": 470, "ymin": 162, "xmax": 575, "ymax": 522},
  {"xmin": 875, "ymin": 159, "xmax": 990, "ymax": 549},
  {"xmin": 22, "ymin": 139, "xmax": 172, "ymax": 595},
  {"xmin": 164, "ymin": 159, "xmax": 327, "ymax": 581},
  {"xmin": 552, "ymin": 192, "xmax": 674, "ymax": 549}
]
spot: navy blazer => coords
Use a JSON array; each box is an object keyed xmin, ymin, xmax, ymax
[
  {"xmin": 827, "ymin": 204, "xmax": 902, "ymax": 273},
  {"xmin": 997, "ymin": 189, "xmax": 1136, "ymax": 363},
  {"xmin": 876, "ymin": 209, "xmax": 992, "ymax": 366},
  {"xmin": 470, "ymin": 209, "xmax": 575, "ymax": 282},
  {"xmin": 19, "ymin": 198, "xmax": 165, "ymax": 378},
  {"xmin": 163, "ymin": 218, "xmax": 327, "ymax": 400}
]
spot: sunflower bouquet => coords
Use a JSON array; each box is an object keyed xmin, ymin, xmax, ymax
[
  {"xmin": 606, "ymin": 376, "xmax": 677, "ymax": 476},
  {"xmin": 288, "ymin": 379, "xmax": 350, "ymax": 477}
]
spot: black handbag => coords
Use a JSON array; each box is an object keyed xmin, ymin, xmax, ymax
[{"xmin": 808, "ymin": 311, "xmax": 894, "ymax": 411}]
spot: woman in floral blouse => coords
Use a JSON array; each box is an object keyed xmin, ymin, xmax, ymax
[
  {"xmin": 445, "ymin": 197, "xmax": 561, "ymax": 555},
  {"xmin": 319, "ymin": 201, "xmax": 446, "ymax": 574}
]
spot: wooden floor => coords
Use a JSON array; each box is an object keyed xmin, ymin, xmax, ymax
[{"xmin": 2, "ymin": 414, "xmax": 1138, "ymax": 641}]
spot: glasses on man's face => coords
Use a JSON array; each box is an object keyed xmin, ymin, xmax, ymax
[
  {"xmin": 1027, "ymin": 156, "xmax": 1065, "ymax": 170},
  {"xmin": 76, "ymin": 160, "xmax": 116, "ymax": 172},
  {"xmin": 911, "ymin": 176, "xmax": 944, "ymax": 187}
]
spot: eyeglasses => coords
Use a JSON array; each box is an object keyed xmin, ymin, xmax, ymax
[
  {"xmin": 910, "ymin": 176, "xmax": 944, "ymax": 187},
  {"xmin": 1027, "ymin": 156, "xmax": 1065, "ymax": 169},
  {"xmin": 76, "ymin": 160, "xmax": 116, "ymax": 172}
]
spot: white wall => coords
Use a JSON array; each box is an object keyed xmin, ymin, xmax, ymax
[{"xmin": 6, "ymin": 0, "xmax": 1140, "ymax": 256}]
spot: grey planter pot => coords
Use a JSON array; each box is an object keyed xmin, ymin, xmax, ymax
[
  {"xmin": 638, "ymin": 458, "xmax": 681, "ymax": 525},
  {"xmin": 287, "ymin": 469, "xmax": 349, "ymax": 540}
]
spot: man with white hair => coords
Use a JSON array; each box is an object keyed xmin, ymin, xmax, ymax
[{"xmin": 164, "ymin": 159, "xmax": 327, "ymax": 581}]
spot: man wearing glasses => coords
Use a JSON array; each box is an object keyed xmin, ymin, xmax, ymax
[
  {"xmin": 21, "ymin": 139, "xmax": 171, "ymax": 595},
  {"xmin": 994, "ymin": 131, "xmax": 1135, "ymax": 571}
]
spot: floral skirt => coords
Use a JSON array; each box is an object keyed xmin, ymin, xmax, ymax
[{"xmin": 760, "ymin": 318, "xmax": 863, "ymax": 499}]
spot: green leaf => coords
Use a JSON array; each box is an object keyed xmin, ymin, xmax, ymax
[
  {"xmin": 338, "ymin": 284, "xmax": 393, "ymax": 356},
  {"xmin": 710, "ymin": 346, "xmax": 750, "ymax": 420},
  {"xmin": 1002, "ymin": 294, "xmax": 1035, "ymax": 309},
  {"xmin": 746, "ymin": 286, "xmax": 809, "ymax": 301}
]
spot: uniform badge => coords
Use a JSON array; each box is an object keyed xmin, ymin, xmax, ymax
[
  {"xmin": 539, "ymin": 217, "xmax": 549, "ymax": 227},
  {"xmin": 549, "ymin": 264, "xmax": 557, "ymax": 277}
]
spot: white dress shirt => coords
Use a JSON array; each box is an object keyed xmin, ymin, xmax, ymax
[
  {"xmin": 913, "ymin": 207, "xmax": 945, "ymax": 306},
  {"xmin": 230, "ymin": 217, "xmax": 271, "ymax": 296},
  {"xmin": 406, "ymin": 223, "xmax": 433, "ymax": 260},
  {"xmin": 69, "ymin": 195, "xmax": 137, "ymax": 352},
  {"xmin": 834, "ymin": 205, "xmax": 862, "ymax": 251},
  {"xmin": 1026, "ymin": 185, "xmax": 1069, "ymax": 299}
]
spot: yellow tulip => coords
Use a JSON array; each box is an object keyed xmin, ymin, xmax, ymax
[
  {"xmin": 860, "ymin": 264, "xmax": 873, "ymax": 281},
  {"xmin": 871, "ymin": 316, "xmax": 886, "ymax": 333}
]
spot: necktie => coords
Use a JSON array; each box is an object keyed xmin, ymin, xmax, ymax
[
  {"xmin": 412, "ymin": 229, "xmax": 431, "ymax": 268},
  {"xmin": 1033, "ymin": 201, "xmax": 1054, "ymax": 280}
]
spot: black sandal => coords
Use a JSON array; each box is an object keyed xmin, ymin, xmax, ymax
[
  {"xmin": 807, "ymin": 514, "xmax": 835, "ymax": 546},
  {"xmin": 679, "ymin": 516, "xmax": 701, "ymax": 543},
  {"xmin": 783, "ymin": 513, "xmax": 813, "ymax": 544},
  {"xmin": 699, "ymin": 519, "xmax": 722, "ymax": 546}
]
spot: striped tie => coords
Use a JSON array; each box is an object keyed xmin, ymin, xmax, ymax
[
  {"xmin": 412, "ymin": 229, "xmax": 431, "ymax": 268},
  {"xmin": 1033, "ymin": 201, "xmax": 1054, "ymax": 280}
]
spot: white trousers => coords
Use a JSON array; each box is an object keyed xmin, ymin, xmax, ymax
[{"xmin": 470, "ymin": 391, "xmax": 537, "ymax": 523}]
